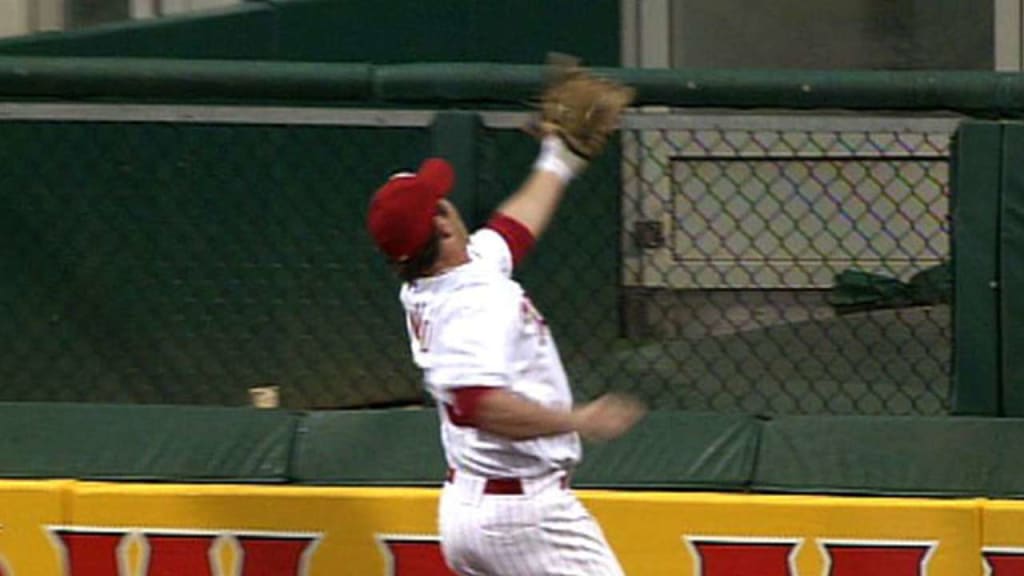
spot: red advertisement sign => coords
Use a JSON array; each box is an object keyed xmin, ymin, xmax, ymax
[
  {"xmin": 0, "ymin": 526, "xmax": 1014, "ymax": 576},
  {"xmin": 984, "ymin": 548, "xmax": 1024, "ymax": 576},
  {"xmin": 378, "ymin": 537, "xmax": 455, "ymax": 576},
  {"xmin": 0, "ymin": 483, "xmax": 1006, "ymax": 575},
  {"xmin": 46, "ymin": 527, "xmax": 320, "ymax": 576}
]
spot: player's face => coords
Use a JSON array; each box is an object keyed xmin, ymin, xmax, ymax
[{"xmin": 436, "ymin": 199, "xmax": 469, "ymax": 245}]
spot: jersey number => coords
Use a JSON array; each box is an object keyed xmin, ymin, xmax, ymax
[
  {"xmin": 409, "ymin": 304, "xmax": 431, "ymax": 352},
  {"xmin": 521, "ymin": 296, "xmax": 548, "ymax": 345}
]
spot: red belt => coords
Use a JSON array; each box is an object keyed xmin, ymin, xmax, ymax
[{"xmin": 445, "ymin": 468, "xmax": 569, "ymax": 494}]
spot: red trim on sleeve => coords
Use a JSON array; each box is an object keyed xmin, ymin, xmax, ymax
[
  {"xmin": 446, "ymin": 386, "xmax": 497, "ymax": 427},
  {"xmin": 486, "ymin": 213, "xmax": 536, "ymax": 266}
]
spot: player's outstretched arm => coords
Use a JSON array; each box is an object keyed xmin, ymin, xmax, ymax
[
  {"xmin": 494, "ymin": 136, "xmax": 580, "ymax": 240},
  {"xmin": 569, "ymin": 393, "xmax": 647, "ymax": 441},
  {"xmin": 472, "ymin": 388, "xmax": 645, "ymax": 441}
]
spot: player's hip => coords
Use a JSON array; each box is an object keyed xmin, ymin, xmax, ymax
[
  {"xmin": 437, "ymin": 485, "xmax": 623, "ymax": 576},
  {"xmin": 438, "ymin": 467, "xmax": 578, "ymax": 543}
]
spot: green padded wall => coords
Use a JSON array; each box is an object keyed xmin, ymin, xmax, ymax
[
  {"xmin": 571, "ymin": 411, "xmax": 760, "ymax": 490},
  {"xmin": 292, "ymin": 409, "xmax": 445, "ymax": 485},
  {"xmin": 0, "ymin": 403, "xmax": 295, "ymax": 481},
  {"xmin": 292, "ymin": 409, "xmax": 761, "ymax": 489},
  {"xmin": 1002, "ymin": 124, "xmax": 1024, "ymax": 416},
  {"xmin": 753, "ymin": 416, "xmax": 1024, "ymax": 498},
  {"xmin": 951, "ymin": 121, "xmax": 1003, "ymax": 415},
  {"xmin": 5, "ymin": 406, "xmax": 1024, "ymax": 498}
]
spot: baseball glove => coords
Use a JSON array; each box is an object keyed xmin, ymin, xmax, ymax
[{"xmin": 536, "ymin": 53, "xmax": 635, "ymax": 159}]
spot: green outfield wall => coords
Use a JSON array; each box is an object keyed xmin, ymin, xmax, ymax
[
  {"xmin": 0, "ymin": 403, "xmax": 1023, "ymax": 497},
  {"xmin": 1000, "ymin": 124, "xmax": 1024, "ymax": 417}
]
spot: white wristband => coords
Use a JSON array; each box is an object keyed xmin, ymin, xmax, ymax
[{"xmin": 532, "ymin": 136, "xmax": 587, "ymax": 184}]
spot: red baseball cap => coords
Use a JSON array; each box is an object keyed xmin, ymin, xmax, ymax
[{"xmin": 367, "ymin": 157, "xmax": 455, "ymax": 261}]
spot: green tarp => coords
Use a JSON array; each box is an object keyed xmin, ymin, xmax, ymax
[{"xmin": 828, "ymin": 264, "xmax": 951, "ymax": 315}]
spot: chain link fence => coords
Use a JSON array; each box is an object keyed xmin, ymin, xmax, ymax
[
  {"xmin": 611, "ymin": 113, "xmax": 955, "ymax": 415},
  {"xmin": 0, "ymin": 104, "xmax": 956, "ymax": 415},
  {"xmin": 0, "ymin": 108, "xmax": 431, "ymax": 409}
]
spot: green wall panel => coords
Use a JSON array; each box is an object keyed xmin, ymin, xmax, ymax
[
  {"xmin": 572, "ymin": 411, "xmax": 760, "ymax": 490},
  {"xmin": 1001, "ymin": 124, "xmax": 1024, "ymax": 416},
  {"xmin": 292, "ymin": 409, "xmax": 445, "ymax": 485},
  {"xmin": 4, "ymin": 406, "xmax": 1024, "ymax": 498},
  {"xmin": 950, "ymin": 121, "xmax": 1003, "ymax": 415},
  {"xmin": 292, "ymin": 409, "xmax": 760, "ymax": 489},
  {"xmin": 0, "ymin": 403, "xmax": 295, "ymax": 482},
  {"xmin": 754, "ymin": 416, "xmax": 1024, "ymax": 498}
]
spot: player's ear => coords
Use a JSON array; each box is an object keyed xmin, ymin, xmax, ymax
[
  {"xmin": 434, "ymin": 213, "xmax": 455, "ymax": 239},
  {"xmin": 433, "ymin": 201, "xmax": 455, "ymax": 239}
]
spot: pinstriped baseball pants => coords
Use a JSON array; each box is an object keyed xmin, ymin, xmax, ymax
[{"xmin": 439, "ymin": 470, "xmax": 625, "ymax": 576}]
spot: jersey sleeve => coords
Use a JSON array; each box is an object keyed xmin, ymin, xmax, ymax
[
  {"xmin": 425, "ymin": 287, "xmax": 517, "ymax": 391},
  {"xmin": 468, "ymin": 214, "xmax": 536, "ymax": 277},
  {"xmin": 486, "ymin": 213, "xmax": 535, "ymax": 267}
]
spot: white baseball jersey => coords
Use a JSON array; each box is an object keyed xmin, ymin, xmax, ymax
[
  {"xmin": 399, "ymin": 226, "xmax": 582, "ymax": 478},
  {"xmin": 399, "ymin": 222, "xmax": 625, "ymax": 576}
]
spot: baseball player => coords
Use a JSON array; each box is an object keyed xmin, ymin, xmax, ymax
[{"xmin": 367, "ymin": 60, "xmax": 641, "ymax": 576}]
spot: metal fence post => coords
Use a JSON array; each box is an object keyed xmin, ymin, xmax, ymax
[{"xmin": 430, "ymin": 111, "xmax": 483, "ymax": 227}]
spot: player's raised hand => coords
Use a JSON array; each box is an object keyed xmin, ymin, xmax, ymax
[{"xmin": 570, "ymin": 393, "xmax": 646, "ymax": 441}]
